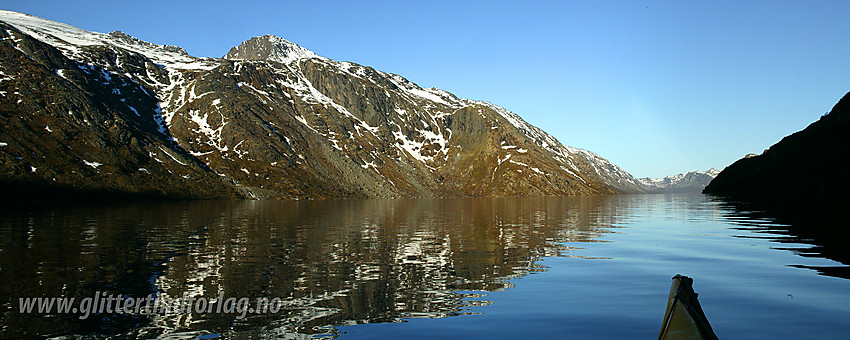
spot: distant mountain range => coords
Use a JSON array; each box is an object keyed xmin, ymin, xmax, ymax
[
  {"xmin": 704, "ymin": 92, "xmax": 850, "ymax": 196},
  {"xmin": 1, "ymin": 10, "xmax": 655, "ymax": 200},
  {"xmin": 639, "ymin": 169, "xmax": 719, "ymax": 193}
]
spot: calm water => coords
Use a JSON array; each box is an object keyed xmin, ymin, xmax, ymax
[{"xmin": 0, "ymin": 194, "xmax": 848, "ymax": 339}]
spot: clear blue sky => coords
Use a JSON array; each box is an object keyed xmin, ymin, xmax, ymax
[{"xmin": 4, "ymin": 1, "xmax": 849, "ymax": 178}]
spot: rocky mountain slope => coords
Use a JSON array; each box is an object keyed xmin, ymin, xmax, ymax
[
  {"xmin": 704, "ymin": 92, "xmax": 850, "ymax": 196},
  {"xmin": 0, "ymin": 10, "xmax": 647, "ymax": 200},
  {"xmin": 638, "ymin": 169, "xmax": 719, "ymax": 193}
]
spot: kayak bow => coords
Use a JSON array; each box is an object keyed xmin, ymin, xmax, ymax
[{"xmin": 658, "ymin": 274, "xmax": 719, "ymax": 340}]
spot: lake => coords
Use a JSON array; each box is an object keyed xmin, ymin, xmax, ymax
[{"xmin": 1, "ymin": 194, "xmax": 848, "ymax": 339}]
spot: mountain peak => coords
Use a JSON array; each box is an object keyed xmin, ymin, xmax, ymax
[{"xmin": 224, "ymin": 35, "xmax": 324, "ymax": 64}]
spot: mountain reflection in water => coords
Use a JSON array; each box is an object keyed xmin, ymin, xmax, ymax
[
  {"xmin": 0, "ymin": 196, "xmax": 627, "ymax": 338},
  {"xmin": 709, "ymin": 195, "xmax": 850, "ymax": 279}
]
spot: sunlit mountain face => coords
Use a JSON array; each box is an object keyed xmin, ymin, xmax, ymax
[{"xmin": 0, "ymin": 10, "xmax": 650, "ymax": 201}]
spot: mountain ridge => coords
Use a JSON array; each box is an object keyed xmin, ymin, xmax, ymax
[
  {"xmin": 638, "ymin": 169, "xmax": 719, "ymax": 193},
  {"xmin": 704, "ymin": 92, "xmax": 850, "ymax": 196},
  {"xmin": 0, "ymin": 10, "xmax": 648, "ymax": 200}
]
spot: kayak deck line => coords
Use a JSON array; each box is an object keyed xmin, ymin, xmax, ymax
[{"xmin": 658, "ymin": 274, "xmax": 719, "ymax": 340}]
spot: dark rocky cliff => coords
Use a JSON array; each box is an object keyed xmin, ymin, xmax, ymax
[{"xmin": 704, "ymin": 92, "xmax": 850, "ymax": 196}]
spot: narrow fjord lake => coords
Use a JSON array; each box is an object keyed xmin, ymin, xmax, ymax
[{"xmin": 1, "ymin": 194, "xmax": 848, "ymax": 339}]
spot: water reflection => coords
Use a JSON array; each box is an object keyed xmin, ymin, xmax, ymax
[
  {"xmin": 708, "ymin": 195, "xmax": 850, "ymax": 279},
  {"xmin": 0, "ymin": 196, "xmax": 629, "ymax": 338}
]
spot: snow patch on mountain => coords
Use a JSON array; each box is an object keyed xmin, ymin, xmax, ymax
[{"xmin": 0, "ymin": 10, "xmax": 218, "ymax": 70}]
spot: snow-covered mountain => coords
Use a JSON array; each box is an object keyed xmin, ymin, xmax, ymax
[
  {"xmin": 0, "ymin": 10, "xmax": 647, "ymax": 199},
  {"xmin": 638, "ymin": 169, "xmax": 720, "ymax": 193}
]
